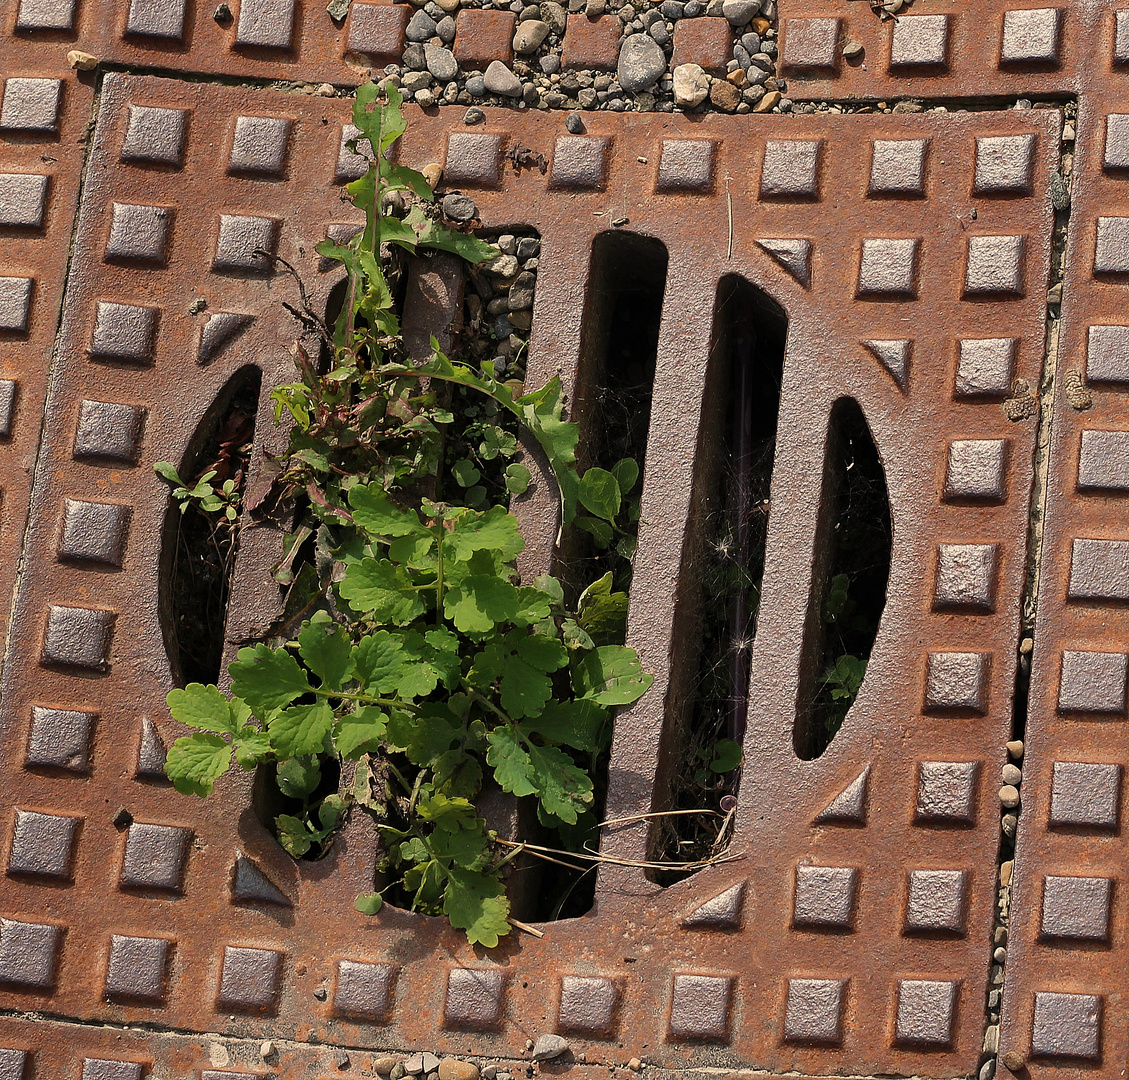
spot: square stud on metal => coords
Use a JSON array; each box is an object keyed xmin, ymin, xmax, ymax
[
  {"xmin": 1049, "ymin": 761, "xmax": 1121, "ymax": 829},
  {"xmin": 783, "ymin": 978, "xmax": 845, "ymax": 1043}
]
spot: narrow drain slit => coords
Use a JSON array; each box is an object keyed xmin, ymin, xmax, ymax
[
  {"xmin": 160, "ymin": 366, "xmax": 260, "ymax": 688},
  {"xmin": 650, "ymin": 275, "xmax": 787, "ymax": 884},
  {"xmin": 794, "ymin": 397, "xmax": 892, "ymax": 761}
]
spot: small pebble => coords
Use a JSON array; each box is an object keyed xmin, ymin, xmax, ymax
[
  {"xmin": 208, "ymin": 1045, "xmax": 230, "ymax": 1069},
  {"xmin": 994, "ymin": 946, "xmax": 1007, "ymax": 963},
  {"xmin": 1019, "ymin": 637, "xmax": 1033, "ymax": 654},
  {"xmin": 391, "ymin": 1066, "xmax": 406, "ymax": 1080},
  {"xmin": 1007, "ymin": 739, "xmax": 1024, "ymax": 759},
  {"xmin": 464, "ymin": 106, "xmax": 485, "ymax": 123},
  {"xmin": 532, "ymin": 1035, "xmax": 570, "ymax": 1061},
  {"xmin": 1002, "ymin": 763, "xmax": 1022, "ymax": 786},
  {"xmin": 1001, "ymin": 812, "xmax": 1018, "ymax": 839},
  {"xmin": 1002, "ymin": 1051, "xmax": 1025, "ymax": 1072},
  {"xmin": 313, "ymin": 986, "xmax": 328, "ymax": 1001},
  {"xmin": 442, "ymin": 193, "xmax": 479, "ymax": 222},
  {"xmin": 374, "ymin": 1058, "xmax": 400, "ymax": 1077},
  {"xmin": 438, "ymin": 1062, "xmax": 480, "ymax": 1080},
  {"xmin": 67, "ymin": 50, "xmax": 98, "ymax": 70},
  {"xmin": 213, "ymin": 2, "xmax": 231, "ymax": 19},
  {"xmin": 842, "ymin": 40, "xmax": 863, "ymax": 60},
  {"xmin": 979, "ymin": 1060, "xmax": 996, "ymax": 1080},
  {"xmin": 566, "ymin": 110, "xmax": 584, "ymax": 132},
  {"xmin": 627, "ymin": 1060, "xmax": 643, "ymax": 1073},
  {"xmin": 999, "ymin": 785, "xmax": 1020, "ymax": 809},
  {"xmin": 481, "ymin": 1069, "xmax": 498, "ymax": 1080},
  {"xmin": 1000, "ymin": 860, "xmax": 1014, "ymax": 886},
  {"xmin": 260, "ymin": 1042, "xmax": 274, "ymax": 1061}
]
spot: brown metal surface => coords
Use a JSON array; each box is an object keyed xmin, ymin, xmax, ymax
[
  {"xmin": 0, "ymin": 66, "xmax": 1060, "ymax": 1075},
  {"xmin": 996, "ymin": 62, "xmax": 1129, "ymax": 1080}
]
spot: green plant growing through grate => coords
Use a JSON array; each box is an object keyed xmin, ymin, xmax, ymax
[{"xmin": 156, "ymin": 84, "xmax": 651, "ymax": 947}]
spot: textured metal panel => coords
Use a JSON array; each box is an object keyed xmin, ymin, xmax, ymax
[{"xmin": 0, "ymin": 70, "xmax": 1060, "ymax": 1075}]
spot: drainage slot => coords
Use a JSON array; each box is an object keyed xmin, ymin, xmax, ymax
[
  {"xmin": 160, "ymin": 366, "xmax": 260, "ymax": 687},
  {"xmin": 650, "ymin": 275, "xmax": 787, "ymax": 883},
  {"xmin": 794, "ymin": 397, "xmax": 892, "ymax": 761}
]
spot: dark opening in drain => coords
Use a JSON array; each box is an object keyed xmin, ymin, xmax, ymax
[
  {"xmin": 650, "ymin": 275, "xmax": 787, "ymax": 884},
  {"xmin": 794, "ymin": 397, "xmax": 892, "ymax": 761},
  {"xmin": 160, "ymin": 365, "xmax": 260, "ymax": 687},
  {"xmin": 517, "ymin": 230, "xmax": 667, "ymax": 922}
]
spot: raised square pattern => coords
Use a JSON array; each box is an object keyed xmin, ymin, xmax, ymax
[
  {"xmin": 235, "ymin": 0, "xmax": 297, "ymax": 48},
  {"xmin": 915, "ymin": 761, "xmax": 980, "ymax": 825},
  {"xmin": 59, "ymin": 500, "xmax": 131, "ymax": 566},
  {"xmin": 1095, "ymin": 217, "xmax": 1129, "ymax": 275},
  {"xmin": 1057, "ymin": 650, "xmax": 1128, "ymax": 714},
  {"xmin": 0, "ymin": 79, "xmax": 62, "ymax": 133},
  {"xmin": 213, "ymin": 214, "xmax": 280, "ymax": 272},
  {"xmin": 1105, "ymin": 115, "xmax": 1129, "ymax": 171},
  {"xmin": 890, "ymin": 15, "xmax": 950, "ymax": 68},
  {"xmin": 125, "ymin": 0, "xmax": 187, "ymax": 39},
  {"xmin": 1078, "ymin": 430, "xmax": 1129, "ymax": 490},
  {"xmin": 81, "ymin": 1061, "xmax": 142, "ymax": 1080},
  {"xmin": 8, "ymin": 809, "xmax": 80, "ymax": 879},
  {"xmin": 229, "ymin": 116, "xmax": 293, "ymax": 177},
  {"xmin": 1087, "ymin": 324, "xmax": 1129, "ymax": 382},
  {"xmin": 105, "ymin": 934, "xmax": 171, "ymax": 1003},
  {"xmin": 41, "ymin": 605, "xmax": 115, "ymax": 670},
  {"xmin": 444, "ymin": 133, "xmax": 505, "ymax": 188},
  {"xmin": 857, "ymin": 238, "xmax": 919, "ymax": 296},
  {"xmin": 444, "ymin": 968, "xmax": 506, "ymax": 1030},
  {"xmin": 26, "ymin": 706, "xmax": 95, "ymax": 771},
  {"xmin": 667, "ymin": 974, "xmax": 733, "ymax": 1042},
  {"xmin": 74, "ymin": 400, "xmax": 146, "ymax": 462},
  {"xmin": 89, "ymin": 301, "xmax": 159, "ymax": 363},
  {"xmin": 656, "ymin": 140, "xmax": 716, "ymax": 193},
  {"xmin": 1049, "ymin": 761, "xmax": 1121, "ymax": 829},
  {"xmin": 943, "ymin": 439, "xmax": 1008, "ymax": 502},
  {"xmin": 120, "ymin": 822, "xmax": 191, "ymax": 892},
  {"xmin": 956, "ymin": 338, "xmax": 1017, "ymax": 397},
  {"xmin": 781, "ymin": 18, "xmax": 840, "ymax": 70},
  {"xmin": 0, "ymin": 279, "xmax": 34, "ymax": 334},
  {"xmin": 121, "ymin": 106, "xmax": 189, "ymax": 168},
  {"xmin": 895, "ymin": 979, "xmax": 958, "ymax": 1046},
  {"xmin": 760, "ymin": 140, "xmax": 822, "ymax": 199},
  {"xmin": 933, "ymin": 544, "xmax": 999, "ymax": 611},
  {"xmin": 1040, "ymin": 875, "xmax": 1112, "ymax": 941},
  {"xmin": 0, "ymin": 175, "xmax": 49, "ymax": 229},
  {"xmin": 347, "ymin": 3, "xmax": 410, "ymax": 60},
  {"xmin": 333, "ymin": 960, "xmax": 396, "ymax": 1022},
  {"xmin": 550, "ymin": 136, "xmax": 610, "ymax": 191},
  {"xmin": 869, "ymin": 139, "xmax": 928, "ymax": 196},
  {"xmin": 964, "ymin": 235, "xmax": 1026, "ymax": 295},
  {"xmin": 1000, "ymin": 7, "xmax": 1062, "ymax": 65},
  {"xmin": 924, "ymin": 651, "xmax": 990, "ymax": 712},
  {"xmin": 905, "ymin": 869, "xmax": 968, "ymax": 934},
  {"xmin": 792, "ymin": 865, "xmax": 858, "ymax": 929},
  {"xmin": 105, "ymin": 203, "xmax": 173, "ymax": 265},
  {"xmin": 0, "ymin": 919, "xmax": 62, "ymax": 990},
  {"xmin": 15, "ymin": 0, "xmax": 77, "ymax": 30},
  {"xmin": 783, "ymin": 978, "xmax": 845, "ymax": 1043},
  {"xmin": 1068, "ymin": 538, "xmax": 1129, "ymax": 601},
  {"xmin": 1031, "ymin": 991, "xmax": 1102, "ymax": 1059},
  {"xmin": 557, "ymin": 975, "xmax": 621, "ymax": 1036},
  {"xmin": 217, "ymin": 946, "xmax": 283, "ymax": 1012},
  {"xmin": 974, "ymin": 135, "xmax": 1036, "ymax": 194}
]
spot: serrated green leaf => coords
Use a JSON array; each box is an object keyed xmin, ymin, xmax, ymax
[
  {"xmin": 298, "ymin": 614, "xmax": 353, "ymax": 690},
  {"xmin": 167, "ymin": 683, "xmax": 239, "ymax": 734},
  {"xmin": 268, "ymin": 701, "xmax": 335, "ymax": 757},
  {"xmin": 233, "ymin": 729, "xmax": 272, "ymax": 769},
  {"xmin": 443, "ymin": 868, "xmax": 511, "ymax": 947},
  {"xmin": 444, "ymin": 504, "xmax": 524, "ymax": 561},
  {"xmin": 349, "ymin": 484, "xmax": 428, "ymax": 538},
  {"xmin": 524, "ymin": 741, "xmax": 594, "ymax": 824},
  {"xmin": 430, "ymin": 819, "xmax": 489, "ymax": 868},
  {"xmin": 339, "ymin": 558, "xmax": 427, "ymax": 624},
  {"xmin": 277, "ymin": 755, "xmax": 321, "ymax": 798},
  {"xmin": 229, "ymin": 644, "xmax": 312, "ymax": 715},
  {"xmin": 444, "ymin": 574, "xmax": 520, "ymax": 634},
  {"xmin": 486, "ymin": 726, "xmax": 537, "ymax": 797},
  {"xmin": 276, "ymin": 813, "xmax": 315, "ymax": 857},
  {"xmin": 165, "ymin": 732, "xmax": 231, "ymax": 796},
  {"xmin": 523, "ymin": 699, "xmax": 607, "ymax": 750},
  {"xmin": 572, "ymin": 645, "xmax": 653, "ymax": 706},
  {"xmin": 336, "ymin": 706, "xmax": 388, "ymax": 759},
  {"xmin": 433, "ymin": 749, "xmax": 483, "ymax": 800},
  {"xmin": 398, "ymin": 709, "xmax": 461, "ymax": 766},
  {"xmin": 355, "ymin": 892, "xmax": 384, "ymax": 915},
  {"xmin": 351, "ymin": 630, "xmax": 407, "ymax": 691}
]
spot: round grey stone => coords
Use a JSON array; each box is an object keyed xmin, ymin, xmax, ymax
[
  {"xmin": 565, "ymin": 110, "xmax": 584, "ymax": 132},
  {"xmin": 466, "ymin": 75, "xmax": 486, "ymax": 95},
  {"xmin": 522, "ymin": 81, "xmax": 540, "ymax": 104},
  {"xmin": 740, "ymin": 30, "xmax": 759, "ymax": 50},
  {"xmin": 463, "ymin": 106, "xmax": 485, "ymax": 123},
  {"xmin": 721, "ymin": 0, "xmax": 756, "ymax": 23},
  {"xmin": 414, "ymin": 87, "xmax": 437, "ymax": 107},
  {"xmin": 540, "ymin": 52, "xmax": 561, "ymax": 72},
  {"xmin": 532, "ymin": 1035, "xmax": 570, "ymax": 1062},
  {"xmin": 436, "ymin": 14, "xmax": 456, "ymax": 39},
  {"xmin": 516, "ymin": 236, "xmax": 540, "ymax": 258},
  {"xmin": 401, "ymin": 69, "xmax": 433, "ymax": 91},
  {"xmin": 442, "ymin": 193, "xmax": 478, "ymax": 222},
  {"xmin": 649, "ymin": 21, "xmax": 669, "ymax": 45},
  {"xmin": 683, "ymin": 0, "xmax": 700, "ymax": 12},
  {"xmin": 660, "ymin": 0, "xmax": 683, "ymax": 16},
  {"xmin": 405, "ymin": 8, "xmax": 437, "ymax": 40},
  {"xmin": 484, "ymin": 59, "xmax": 524, "ymax": 95},
  {"xmin": 748, "ymin": 50, "xmax": 773, "ymax": 70},
  {"xmin": 424, "ymin": 44, "xmax": 458, "ymax": 79},
  {"xmin": 402, "ymin": 42, "xmax": 427, "ymax": 68},
  {"xmin": 617, "ymin": 33, "xmax": 666, "ymax": 92},
  {"xmin": 493, "ymin": 314, "xmax": 513, "ymax": 339},
  {"xmin": 1002, "ymin": 763, "xmax": 1022, "ymax": 786},
  {"xmin": 514, "ymin": 18, "xmax": 550, "ymax": 51}
]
